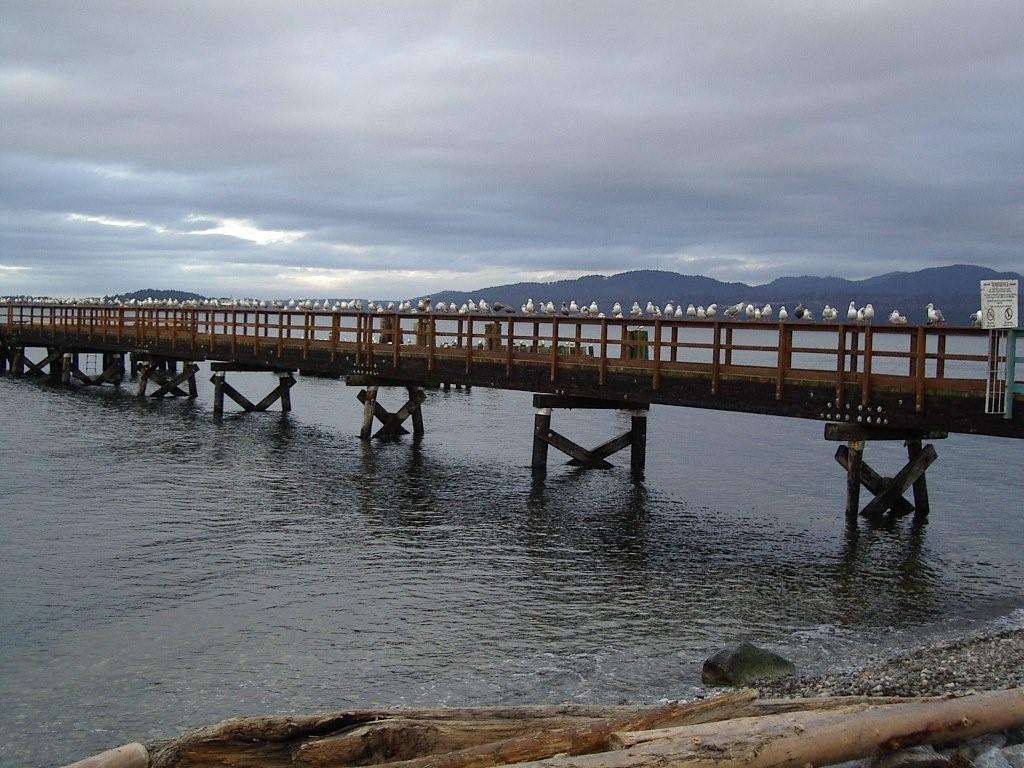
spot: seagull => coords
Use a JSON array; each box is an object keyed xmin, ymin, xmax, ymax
[
  {"xmin": 696, "ymin": 305, "xmax": 706, "ymax": 318},
  {"xmin": 569, "ymin": 300, "xmax": 579, "ymax": 313},
  {"xmin": 847, "ymin": 301, "xmax": 858, "ymax": 322},
  {"xmin": 612, "ymin": 302, "xmax": 622, "ymax": 315},
  {"xmin": 645, "ymin": 301, "xmax": 656, "ymax": 316},
  {"xmin": 706, "ymin": 303, "xmax": 718, "ymax": 318},
  {"xmin": 822, "ymin": 305, "xmax": 838, "ymax": 321},
  {"xmin": 745, "ymin": 303, "xmax": 756, "ymax": 319},
  {"xmin": 479, "ymin": 299, "xmax": 490, "ymax": 312},
  {"xmin": 525, "ymin": 298, "xmax": 535, "ymax": 314},
  {"xmin": 762, "ymin": 303, "xmax": 773, "ymax": 319},
  {"xmin": 794, "ymin": 303, "xmax": 807, "ymax": 320},
  {"xmin": 686, "ymin": 304, "xmax": 696, "ymax": 317},
  {"xmin": 969, "ymin": 309, "xmax": 982, "ymax": 327},
  {"xmin": 674, "ymin": 305, "xmax": 684, "ymax": 318},
  {"xmin": 778, "ymin": 306, "xmax": 789, "ymax": 321},
  {"xmin": 863, "ymin": 304, "xmax": 875, "ymax": 323},
  {"xmin": 888, "ymin": 309, "xmax": 907, "ymax": 325},
  {"xmin": 589, "ymin": 301, "xmax": 599, "ymax": 315},
  {"xmin": 926, "ymin": 303, "xmax": 945, "ymax": 325},
  {"xmin": 724, "ymin": 301, "xmax": 744, "ymax": 319},
  {"xmin": 543, "ymin": 301, "xmax": 556, "ymax": 314},
  {"xmin": 560, "ymin": 301, "xmax": 570, "ymax": 315},
  {"xmin": 630, "ymin": 302, "xmax": 643, "ymax": 318}
]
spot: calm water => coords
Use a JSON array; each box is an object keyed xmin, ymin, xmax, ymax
[{"xmin": 1, "ymin": 359, "xmax": 1023, "ymax": 767}]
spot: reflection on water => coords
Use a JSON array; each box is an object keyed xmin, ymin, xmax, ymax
[{"xmin": 1, "ymin": 365, "xmax": 1023, "ymax": 766}]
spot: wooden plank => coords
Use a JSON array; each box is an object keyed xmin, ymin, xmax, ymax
[
  {"xmin": 936, "ymin": 333, "xmax": 946, "ymax": 379},
  {"xmin": 834, "ymin": 445, "xmax": 915, "ymax": 516},
  {"xmin": 775, "ymin": 323, "xmax": 789, "ymax": 401},
  {"xmin": 860, "ymin": 443, "xmax": 937, "ymax": 518}
]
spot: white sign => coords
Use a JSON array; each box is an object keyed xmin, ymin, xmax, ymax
[{"xmin": 980, "ymin": 279, "xmax": 1018, "ymax": 329}]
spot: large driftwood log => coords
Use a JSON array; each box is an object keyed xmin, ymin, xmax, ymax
[
  {"xmin": 148, "ymin": 697, "xmax": 753, "ymax": 768},
  {"xmin": 496, "ymin": 688, "xmax": 1024, "ymax": 768},
  {"xmin": 307, "ymin": 691, "xmax": 759, "ymax": 768},
  {"xmin": 63, "ymin": 742, "xmax": 148, "ymax": 768}
]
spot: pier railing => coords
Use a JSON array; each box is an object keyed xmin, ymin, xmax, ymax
[{"xmin": 2, "ymin": 302, "xmax": 1012, "ymax": 413}]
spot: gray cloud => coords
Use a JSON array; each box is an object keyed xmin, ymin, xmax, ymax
[{"xmin": 1, "ymin": 1, "xmax": 1022, "ymax": 297}]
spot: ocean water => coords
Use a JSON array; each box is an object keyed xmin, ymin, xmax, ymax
[{"xmin": 1, "ymin": 358, "xmax": 1022, "ymax": 766}]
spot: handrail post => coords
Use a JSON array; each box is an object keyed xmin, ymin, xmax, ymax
[
  {"xmin": 915, "ymin": 326, "xmax": 927, "ymax": 413},
  {"xmin": 711, "ymin": 322, "xmax": 721, "ymax": 394},
  {"xmin": 652, "ymin": 319, "xmax": 662, "ymax": 389},
  {"xmin": 550, "ymin": 317, "xmax": 559, "ymax": 382},
  {"xmin": 835, "ymin": 324, "xmax": 847, "ymax": 411},
  {"xmin": 465, "ymin": 316, "xmax": 474, "ymax": 373},
  {"xmin": 861, "ymin": 325, "xmax": 873, "ymax": 406},
  {"xmin": 505, "ymin": 318, "xmax": 514, "ymax": 377},
  {"xmin": 599, "ymin": 319, "xmax": 608, "ymax": 385}
]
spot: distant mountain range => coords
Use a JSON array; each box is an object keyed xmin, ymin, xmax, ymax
[{"xmin": 432, "ymin": 264, "xmax": 1022, "ymax": 324}]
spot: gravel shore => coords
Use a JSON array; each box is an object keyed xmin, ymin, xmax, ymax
[{"xmin": 755, "ymin": 628, "xmax": 1024, "ymax": 698}]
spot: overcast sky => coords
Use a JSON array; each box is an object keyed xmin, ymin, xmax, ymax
[{"xmin": 2, "ymin": 2, "xmax": 1022, "ymax": 298}]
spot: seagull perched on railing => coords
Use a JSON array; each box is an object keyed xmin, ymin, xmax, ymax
[
  {"xmin": 525, "ymin": 298, "xmax": 535, "ymax": 314},
  {"xmin": 970, "ymin": 309, "xmax": 982, "ymax": 327},
  {"xmin": 706, "ymin": 303, "xmax": 718, "ymax": 318},
  {"xmin": 889, "ymin": 309, "xmax": 907, "ymax": 325},
  {"xmin": 926, "ymin": 303, "xmax": 945, "ymax": 325},
  {"xmin": 724, "ymin": 301, "xmax": 744, "ymax": 319},
  {"xmin": 612, "ymin": 302, "xmax": 622, "ymax": 315},
  {"xmin": 778, "ymin": 306, "xmax": 789, "ymax": 321},
  {"xmin": 686, "ymin": 304, "xmax": 696, "ymax": 318}
]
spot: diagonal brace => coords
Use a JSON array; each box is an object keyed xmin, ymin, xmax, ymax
[
  {"xmin": 357, "ymin": 389, "xmax": 409, "ymax": 435},
  {"xmin": 860, "ymin": 443, "xmax": 937, "ymax": 518},
  {"xmin": 835, "ymin": 445, "xmax": 915, "ymax": 516},
  {"xmin": 150, "ymin": 364, "xmax": 199, "ymax": 398},
  {"xmin": 373, "ymin": 388, "xmax": 426, "ymax": 439},
  {"xmin": 24, "ymin": 349, "xmax": 62, "ymax": 376},
  {"xmin": 566, "ymin": 430, "xmax": 634, "ymax": 467},
  {"xmin": 535, "ymin": 427, "xmax": 614, "ymax": 469}
]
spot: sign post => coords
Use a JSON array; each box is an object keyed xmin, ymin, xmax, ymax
[
  {"xmin": 980, "ymin": 279, "xmax": 1018, "ymax": 330},
  {"xmin": 980, "ymin": 280, "xmax": 1020, "ymax": 417}
]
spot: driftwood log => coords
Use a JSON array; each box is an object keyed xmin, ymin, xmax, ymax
[
  {"xmin": 512, "ymin": 688, "xmax": 1024, "ymax": 768},
  {"xmin": 148, "ymin": 693, "xmax": 757, "ymax": 768},
  {"xmin": 77, "ymin": 689, "xmax": 1024, "ymax": 768}
]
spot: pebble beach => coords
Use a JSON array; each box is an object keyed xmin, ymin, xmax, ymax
[{"xmin": 756, "ymin": 628, "xmax": 1024, "ymax": 699}]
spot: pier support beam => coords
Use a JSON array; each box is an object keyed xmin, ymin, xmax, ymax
[
  {"xmin": 355, "ymin": 385, "xmax": 426, "ymax": 439},
  {"xmin": 531, "ymin": 395, "xmax": 649, "ymax": 475},
  {"xmin": 826, "ymin": 423, "xmax": 944, "ymax": 520},
  {"xmin": 209, "ymin": 364, "xmax": 295, "ymax": 416}
]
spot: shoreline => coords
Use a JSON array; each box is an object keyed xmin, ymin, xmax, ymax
[{"xmin": 751, "ymin": 627, "xmax": 1024, "ymax": 698}]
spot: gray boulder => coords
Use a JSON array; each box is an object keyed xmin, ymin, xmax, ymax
[
  {"xmin": 873, "ymin": 745, "xmax": 950, "ymax": 768},
  {"xmin": 701, "ymin": 641, "xmax": 796, "ymax": 686},
  {"xmin": 975, "ymin": 748, "xmax": 1013, "ymax": 768},
  {"xmin": 1002, "ymin": 744, "xmax": 1024, "ymax": 768}
]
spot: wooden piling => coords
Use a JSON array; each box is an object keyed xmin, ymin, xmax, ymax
[
  {"xmin": 360, "ymin": 386, "xmax": 379, "ymax": 439},
  {"xmin": 279, "ymin": 373, "xmax": 293, "ymax": 412},
  {"xmin": 906, "ymin": 439, "xmax": 930, "ymax": 518},
  {"xmin": 61, "ymin": 352, "xmax": 72, "ymax": 385},
  {"xmin": 408, "ymin": 386, "xmax": 425, "ymax": 438},
  {"xmin": 532, "ymin": 408, "xmax": 552, "ymax": 471},
  {"xmin": 212, "ymin": 370, "xmax": 225, "ymax": 415},
  {"xmin": 845, "ymin": 439, "xmax": 864, "ymax": 517},
  {"xmin": 630, "ymin": 410, "xmax": 647, "ymax": 475},
  {"xmin": 136, "ymin": 362, "xmax": 151, "ymax": 398}
]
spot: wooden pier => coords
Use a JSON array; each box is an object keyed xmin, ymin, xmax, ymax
[{"xmin": 2, "ymin": 302, "xmax": 1022, "ymax": 522}]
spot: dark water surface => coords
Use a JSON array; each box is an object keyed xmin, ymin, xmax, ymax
[{"xmin": 1, "ymin": 363, "xmax": 1023, "ymax": 766}]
